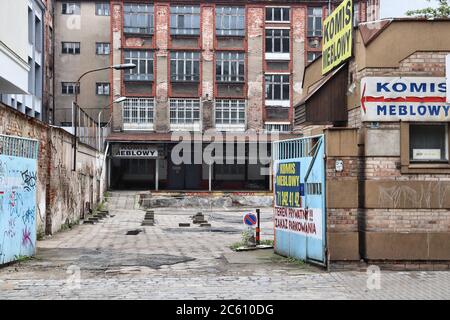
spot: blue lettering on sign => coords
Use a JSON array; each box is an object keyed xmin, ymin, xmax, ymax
[
  {"xmin": 375, "ymin": 81, "xmax": 447, "ymax": 93},
  {"xmin": 375, "ymin": 104, "xmax": 450, "ymax": 117}
]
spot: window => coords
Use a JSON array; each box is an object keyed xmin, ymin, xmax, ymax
[
  {"xmin": 266, "ymin": 7, "xmax": 290, "ymax": 22},
  {"xmin": 61, "ymin": 82, "xmax": 79, "ymax": 94},
  {"xmin": 170, "ymin": 6, "xmax": 200, "ymax": 36},
  {"xmin": 353, "ymin": 3, "xmax": 360, "ymax": 26},
  {"xmin": 307, "ymin": 8, "xmax": 323, "ymax": 37},
  {"xmin": 170, "ymin": 99, "xmax": 200, "ymax": 124},
  {"xmin": 216, "ymin": 7, "xmax": 245, "ymax": 36},
  {"xmin": 215, "ymin": 100, "xmax": 246, "ymax": 125},
  {"xmin": 96, "ymin": 83, "xmax": 110, "ymax": 95},
  {"xmin": 123, "ymin": 98, "xmax": 154, "ymax": 125},
  {"xmin": 265, "ymin": 29, "xmax": 290, "ymax": 53},
  {"xmin": 62, "ymin": 2, "xmax": 80, "ymax": 15},
  {"xmin": 124, "ymin": 50, "xmax": 154, "ymax": 81},
  {"xmin": 216, "ymin": 52, "xmax": 245, "ymax": 83},
  {"xmin": 265, "ymin": 123, "xmax": 291, "ymax": 132},
  {"xmin": 170, "ymin": 52, "xmax": 200, "ymax": 82},
  {"xmin": 265, "ymin": 74, "xmax": 290, "ymax": 101},
  {"xmin": 307, "ymin": 52, "xmax": 320, "ymax": 63},
  {"xmin": 62, "ymin": 42, "xmax": 80, "ymax": 54},
  {"xmin": 124, "ymin": 3, "xmax": 154, "ymax": 34},
  {"xmin": 95, "ymin": 2, "xmax": 110, "ymax": 16},
  {"xmin": 410, "ymin": 124, "xmax": 448, "ymax": 162},
  {"xmin": 96, "ymin": 42, "xmax": 110, "ymax": 55}
]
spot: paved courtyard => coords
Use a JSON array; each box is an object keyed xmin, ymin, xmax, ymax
[{"xmin": 1, "ymin": 191, "xmax": 450, "ymax": 300}]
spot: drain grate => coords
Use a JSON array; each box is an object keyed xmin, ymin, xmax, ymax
[{"xmin": 126, "ymin": 229, "xmax": 143, "ymax": 235}]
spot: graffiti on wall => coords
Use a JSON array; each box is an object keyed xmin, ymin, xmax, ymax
[{"xmin": 0, "ymin": 155, "xmax": 37, "ymax": 264}]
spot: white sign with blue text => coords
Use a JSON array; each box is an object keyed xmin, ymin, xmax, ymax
[{"xmin": 361, "ymin": 77, "xmax": 448, "ymax": 122}]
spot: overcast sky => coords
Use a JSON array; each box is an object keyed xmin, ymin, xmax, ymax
[{"xmin": 380, "ymin": 0, "xmax": 439, "ymax": 18}]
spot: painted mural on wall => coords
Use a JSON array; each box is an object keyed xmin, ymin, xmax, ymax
[{"xmin": 0, "ymin": 155, "xmax": 37, "ymax": 264}]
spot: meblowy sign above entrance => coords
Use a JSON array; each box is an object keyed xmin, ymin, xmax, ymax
[{"xmin": 322, "ymin": 0, "xmax": 353, "ymax": 75}]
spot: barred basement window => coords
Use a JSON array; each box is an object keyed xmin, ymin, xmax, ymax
[
  {"xmin": 266, "ymin": 7, "xmax": 290, "ymax": 22},
  {"xmin": 265, "ymin": 29, "xmax": 290, "ymax": 53},
  {"xmin": 170, "ymin": 52, "xmax": 200, "ymax": 82},
  {"xmin": 61, "ymin": 82, "xmax": 79, "ymax": 94},
  {"xmin": 62, "ymin": 2, "xmax": 80, "ymax": 15},
  {"xmin": 215, "ymin": 100, "xmax": 246, "ymax": 125},
  {"xmin": 216, "ymin": 6, "xmax": 245, "ymax": 36},
  {"xmin": 122, "ymin": 98, "xmax": 154, "ymax": 124},
  {"xmin": 216, "ymin": 52, "xmax": 245, "ymax": 83},
  {"xmin": 265, "ymin": 75, "xmax": 290, "ymax": 101},
  {"xmin": 96, "ymin": 42, "xmax": 110, "ymax": 55},
  {"xmin": 95, "ymin": 2, "xmax": 110, "ymax": 16},
  {"xmin": 170, "ymin": 6, "xmax": 200, "ymax": 36},
  {"xmin": 307, "ymin": 8, "xmax": 323, "ymax": 37},
  {"xmin": 170, "ymin": 99, "xmax": 200, "ymax": 124},
  {"xmin": 124, "ymin": 3, "xmax": 154, "ymax": 34},
  {"xmin": 124, "ymin": 50, "xmax": 154, "ymax": 81},
  {"xmin": 62, "ymin": 42, "xmax": 80, "ymax": 54},
  {"xmin": 96, "ymin": 83, "xmax": 110, "ymax": 95}
]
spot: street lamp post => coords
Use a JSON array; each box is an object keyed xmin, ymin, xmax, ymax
[{"xmin": 72, "ymin": 63, "xmax": 135, "ymax": 171}]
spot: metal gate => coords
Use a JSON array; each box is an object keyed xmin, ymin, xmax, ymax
[
  {"xmin": 0, "ymin": 134, "xmax": 39, "ymax": 265},
  {"xmin": 273, "ymin": 135, "xmax": 326, "ymax": 266}
]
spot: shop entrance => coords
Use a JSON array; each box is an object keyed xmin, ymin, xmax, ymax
[{"xmin": 110, "ymin": 158, "xmax": 156, "ymax": 190}]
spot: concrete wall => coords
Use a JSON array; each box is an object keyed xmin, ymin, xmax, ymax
[
  {"xmin": 0, "ymin": 102, "xmax": 106, "ymax": 235},
  {"xmin": 54, "ymin": 0, "xmax": 111, "ymax": 124}
]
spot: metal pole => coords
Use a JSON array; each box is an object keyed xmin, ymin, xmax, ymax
[
  {"xmin": 208, "ymin": 163, "xmax": 212, "ymax": 192},
  {"xmin": 155, "ymin": 157, "xmax": 159, "ymax": 191},
  {"xmin": 256, "ymin": 208, "xmax": 261, "ymax": 245}
]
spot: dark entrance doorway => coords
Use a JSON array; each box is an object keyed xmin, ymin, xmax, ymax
[
  {"xmin": 110, "ymin": 158, "xmax": 156, "ymax": 190},
  {"xmin": 167, "ymin": 148, "xmax": 203, "ymax": 190}
]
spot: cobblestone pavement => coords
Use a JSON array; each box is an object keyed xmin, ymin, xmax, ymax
[{"xmin": 1, "ymin": 191, "xmax": 450, "ymax": 300}]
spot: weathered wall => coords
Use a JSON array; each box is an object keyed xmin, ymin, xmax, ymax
[{"xmin": 0, "ymin": 103, "xmax": 106, "ymax": 236}]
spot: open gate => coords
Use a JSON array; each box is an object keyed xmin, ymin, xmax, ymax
[
  {"xmin": 0, "ymin": 134, "xmax": 39, "ymax": 265},
  {"xmin": 273, "ymin": 135, "xmax": 327, "ymax": 266}
]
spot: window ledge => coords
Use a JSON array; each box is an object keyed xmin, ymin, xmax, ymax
[
  {"xmin": 170, "ymin": 34, "xmax": 200, "ymax": 38},
  {"xmin": 401, "ymin": 163, "xmax": 450, "ymax": 174}
]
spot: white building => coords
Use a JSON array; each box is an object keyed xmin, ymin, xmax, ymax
[{"xmin": 0, "ymin": 0, "xmax": 45, "ymax": 120}]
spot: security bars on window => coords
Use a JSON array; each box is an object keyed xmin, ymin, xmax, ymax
[
  {"xmin": 215, "ymin": 100, "xmax": 246, "ymax": 125},
  {"xmin": 124, "ymin": 3, "xmax": 154, "ymax": 34},
  {"xmin": 124, "ymin": 50, "xmax": 154, "ymax": 81},
  {"xmin": 170, "ymin": 99, "xmax": 200, "ymax": 124},
  {"xmin": 216, "ymin": 52, "xmax": 245, "ymax": 83},
  {"xmin": 265, "ymin": 29, "xmax": 290, "ymax": 53},
  {"xmin": 216, "ymin": 6, "xmax": 245, "ymax": 36},
  {"xmin": 170, "ymin": 6, "xmax": 200, "ymax": 36},
  {"xmin": 307, "ymin": 8, "xmax": 323, "ymax": 37},
  {"xmin": 265, "ymin": 75, "xmax": 290, "ymax": 101},
  {"xmin": 122, "ymin": 98, "xmax": 154, "ymax": 124},
  {"xmin": 266, "ymin": 7, "xmax": 290, "ymax": 22},
  {"xmin": 170, "ymin": 52, "xmax": 200, "ymax": 82}
]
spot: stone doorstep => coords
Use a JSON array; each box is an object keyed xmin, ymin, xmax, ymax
[
  {"xmin": 83, "ymin": 220, "xmax": 96, "ymax": 225},
  {"xmin": 141, "ymin": 222, "xmax": 154, "ymax": 226},
  {"xmin": 145, "ymin": 214, "xmax": 155, "ymax": 219},
  {"xmin": 179, "ymin": 223, "xmax": 191, "ymax": 227},
  {"xmin": 200, "ymin": 223, "xmax": 211, "ymax": 227},
  {"xmin": 193, "ymin": 220, "xmax": 207, "ymax": 224}
]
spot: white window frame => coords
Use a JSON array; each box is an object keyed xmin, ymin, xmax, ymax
[
  {"xmin": 216, "ymin": 52, "xmax": 245, "ymax": 83},
  {"xmin": 96, "ymin": 42, "xmax": 110, "ymax": 55},
  {"xmin": 61, "ymin": 82, "xmax": 79, "ymax": 95},
  {"xmin": 170, "ymin": 51, "xmax": 200, "ymax": 82},
  {"xmin": 124, "ymin": 50, "xmax": 154, "ymax": 81},
  {"xmin": 265, "ymin": 7, "xmax": 290, "ymax": 23},
  {"xmin": 215, "ymin": 99, "xmax": 246, "ymax": 131},
  {"xmin": 122, "ymin": 98, "xmax": 155, "ymax": 131},
  {"xmin": 265, "ymin": 74, "xmax": 290, "ymax": 106},
  {"xmin": 62, "ymin": 42, "xmax": 80, "ymax": 54},
  {"xmin": 307, "ymin": 7, "xmax": 323, "ymax": 37},
  {"xmin": 216, "ymin": 6, "xmax": 245, "ymax": 36},
  {"xmin": 95, "ymin": 2, "xmax": 110, "ymax": 16},
  {"xmin": 265, "ymin": 122, "xmax": 292, "ymax": 133},
  {"xmin": 123, "ymin": 3, "xmax": 154, "ymax": 34},
  {"xmin": 265, "ymin": 28, "xmax": 290, "ymax": 60},
  {"xmin": 170, "ymin": 99, "xmax": 201, "ymax": 131},
  {"xmin": 96, "ymin": 83, "xmax": 110, "ymax": 96},
  {"xmin": 62, "ymin": 2, "xmax": 80, "ymax": 15},
  {"xmin": 170, "ymin": 6, "xmax": 200, "ymax": 36}
]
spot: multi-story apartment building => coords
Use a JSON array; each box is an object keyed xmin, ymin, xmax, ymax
[
  {"xmin": 53, "ymin": 0, "xmax": 112, "ymax": 127},
  {"xmin": 0, "ymin": 0, "xmax": 49, "ymax": 121},
  {"xmin": 54, "ymin": 0, "xmax": 377, "ymax": 191}
]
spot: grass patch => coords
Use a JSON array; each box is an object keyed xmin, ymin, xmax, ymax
[
  {"xmin": 13, "ymin": 255, "xmax": 33, "ymax": 263},
  {"xmin": 60, "ymin": 219, "xmax": 79, "ymax": 232},
  {"xmin": 259, "ymin": 239, "xmax": 274, "ymax": 246},
  {"xmin": 36, "ymin": 230, "xmax": 45, "ymax": 241}
]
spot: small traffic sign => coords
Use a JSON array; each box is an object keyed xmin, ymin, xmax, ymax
[{"xmin": 243, "ymin": 212, "xmax": 258, "ymax": 227}]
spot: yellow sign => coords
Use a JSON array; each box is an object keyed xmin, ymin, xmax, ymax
[{"xmin": 322, "ymin": 0, "xmax": 353, "ymax": 75}]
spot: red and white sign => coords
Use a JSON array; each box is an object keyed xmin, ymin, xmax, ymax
[
  {"xmin": 361, "ymin": 77, "xmax": 449, "ymax": 122},
  {"xmin": 446, "ymin": 55, "xmax": 450, "ymax": 103},
  {"xmin": 274, "ymin": 206, "xmax": 323, "ymax": 240}
]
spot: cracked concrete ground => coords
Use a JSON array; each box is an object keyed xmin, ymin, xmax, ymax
[{"xmin": 1, "ymin": 191, "xmax": 450, "ymax": 300}]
